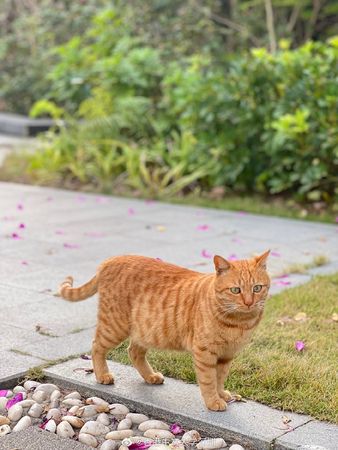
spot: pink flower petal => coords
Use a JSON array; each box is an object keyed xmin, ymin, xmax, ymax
[
  {"xmin": 295, "ymin": 340, "xmax": 305, "ymax": 352},
  {"xmin": 80, "ymin": 354, "xmax": 92, "ymax": 360},
  {"xmin": 271, "ymin": 251, "xmax": 281, "ymax": 257},
  {"xmin": 275, "ymin": 274, "xmax": 289, "ymax": 279},
  {"xmin": 145, "ymin": 199, "xmax": 155, "ymax": 205},
  {"xmin": 335, "ymin": 216, "xmax": 338, "ymax": 223},
  {"xmin": 55, "ymin": 230, "xmax": 65, "ymax": 235},
  {"xmin": 63, "ymin": 243, "xmax": 80, "ymax": 249},
  {"xmin": 11, "ymin": 232, "xmax": 22, "ymax": 239},
  {"xmin": 21, "ymin": 261, "xmax": 28, "ymax": 266},
  {"xmin": 96, "ymin": 196, "xmax": 108, "ymax": 204},
  {"xmin": 170, "ymin": 423, "xmax": 184, "ymax": 435},
  {"xmin": 76, "ymin": 195, "xmax": 86, "ymax": 202},
  {"xmin": 17, "ymin": 203, "xmax": 24, "ymax": 210},
  {"xmin": 201, "ymin": 249, "xmax": 212, "ymax": 259},
  {"xmin": 46, "ymin": 196, "xmax": 53, "ymax": 202},
  {"xmin": 231, "ymin": 237, "xmax": 243, "ymax": 244},
  {"xmin": 39, "ymin": 417, "xmax": 49, "ymax": 429},
  {"xmin": 237, "ymin": 210, "xmax": 248, "ymax": 216},
  {"xmin": 128, "ymin": 208, "xmax": 136, "ymax": 215},
  {"xmin": 155, "ymin": 257, "xmax": 163, "ymax": 261},
  {"xmin": 228, "ymin": 253, "xmax": 238, "ymax": 261},
  {"xmin": 273, "ymin": 280, "xmax": 292, "ymax": 286},
  {"xmin": 0, "ymin": 390, "xmax": 8, "ymax": 397},
  {"xmin": 128, "ymin": 442, "xmax": 154, "ymax": 450},
  {"xmin": 84, "ymin": 232, "xmax": 105, "ymax": 238},
  {"xmin": 18, "ymin": 223, "xmax": 25, "ymax": 229},
  {"xmin": 196, "ymin": 224, "xmax": 210, "ymax": 231},
  {"xmin": 6, "ymin": 393, "xmax": 23, "ymax": 409}
]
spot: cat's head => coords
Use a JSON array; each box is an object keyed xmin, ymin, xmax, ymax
[{"xmin": 213, "ymin": 250, "xmax": 270, "ymax": 313}]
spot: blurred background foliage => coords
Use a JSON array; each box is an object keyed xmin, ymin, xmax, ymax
[{"xmin": 0, "ymin": 0, "xmax": 337, "ymax": 205}]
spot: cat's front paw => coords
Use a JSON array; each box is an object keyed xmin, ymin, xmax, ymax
[
  {"xmin": 205, "ymin": 397, "xmax": 227, "ymax": 411},
  {"xmin": 145, "ymin": 372, "xmax": 164, "ymax": 385},
  {"xmin": 218, "ymin": 389, "xmax": 232, "ymax": 402},
  {"xmin": 97, "ymin": 372, "xmax": 114, "ymax": 385}
]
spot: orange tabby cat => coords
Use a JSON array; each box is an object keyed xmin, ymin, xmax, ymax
[{"xmin": 59, "ymin": 251, "xmax": 270, "ymax": 411}]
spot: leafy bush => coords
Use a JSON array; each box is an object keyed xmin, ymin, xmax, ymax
[{"xmin": 29, "ymin": 15, "xmax": 337, "ymax": 202}]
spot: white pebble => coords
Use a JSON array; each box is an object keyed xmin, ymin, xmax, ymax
[
  {"xmin": 170, "ymin": 440, "xmax": 184, "ymax": 450},
  {"xmin": 62, "ymin": 416, "xmax": 85, "ymax": 428},
  {"xmin": 86, "ymin": 397, "xmax": 109, "ymax": 408},
  {"xmin": 24, "ymin": 380, "xmax": 40, "ymax": 390},
  {"xmin": 139, "ymin": 420, "xmax": 169, "ymax": 432},
  {"xmin": 144, "ymin": 429, "xmax": 174, "ymax": 440},
  {"xmin": 77, "ymin": 405, "xmax": 98, "ymax": 417},
  {"xmin": 13, "ymin": 416, "xmax": 32, "ymax": 432},
  {"xmin": 117, "ymin": 417, "xmax": 132, "ymax": 430},
  {"xmin": 0, "ymin": 424, "xmax": 11, "ymax": 436},
  {"xmin": 182, "ymin": 430, "xmax": 201, "ymax": 443},
  {"xmin": 50, "ymin": 390, "xmax": 61, "ymax": 401},
  {"xmin": 106, "ymin": 429, "xmax": 134, "ymax": 440},
  {"xmin": 229, "ymin": 446, "xmax": 245, "ymax": 450},
  {"xmin": 79, "ymin": 432, "xmax": 99, "ymax": 447},
  {"xmin": 62, "ymin": 398, "xmax": 83, "ymax": 407},
  {"xmin": 80, "ymin": 420, "xmax": 110, "ymax": 436},
  {"xmin": 109, "ymin": 403, "xmax": 129, "ymax": 416},
  {"xmin": 97, "ymin": 413, "xmax": 111, "ymax": 426},
  {"xmin": 28, "ymin": 403, "xmax": 43, "ymax": 418},
  {"xmin": 119, "ymin": 446, "xmax": 129, "ymax": 450},
  {"xmin": 0, "ymin": 398, "xmax": 7, "ymax": 409},
  {"xmin": 0, "ymin": 416, "xmax": 10, "ymax": 425},
  {"xmin": 100, "ymin": 441, "xmax": 119, "ymax": 450},
  {"xmin": 196, "ymin": 438, "xmax": 227, "ymax": 450},
  {"xmin": 17, "ymin": 399, "xmax": 35, "ymax": 408},
  {"xmin": 45, "ymin": 419, "xmax": 57, "ymax": 433},
  {"xmin": 148, "ymin": 446, "xmax": 171, "ymax": 450},
  {"xmin": 57, "ymin": 421, "xmax": 75, "ymax": 438},
  {"xmin": 13, "ymin": 386, "xmax": 26, "ymax": 394},
  {"xmin": 64, "ymin": 391, "xmax": 82, "ymax": 400},
  {"xmin": 32, "ymin": 390, "xmax": 47, "ymax": 403},
  {"xmin": 46, "ymin": 408, "xmax": 62, "ymax": 421},
  {"xmin": 126, "ymin": 413, "xmax": 149, "ymax": 424},
  {"xmin": 35, "ymin": 383, "xmax": 59, "ymax": 395},
  {"xmin": 68, "ymin": 405, "xmax": 79, "ymax": 414},
  {"xmin": 4, "ymin": 390, "xmax": 13, "ymax": 398},
  {"xmin": 8, "ymin": 404, "xmax": 23, "ymax": 421}
]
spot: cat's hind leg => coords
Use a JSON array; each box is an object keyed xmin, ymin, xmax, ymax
[{"xmin": 128, "ymin": 341, "xmax": 164, "ymax": 385}]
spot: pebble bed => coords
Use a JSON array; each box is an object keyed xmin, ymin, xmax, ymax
[{"xmin": 0, "ymin": 381, "xmax": 244, "ymax": 450}]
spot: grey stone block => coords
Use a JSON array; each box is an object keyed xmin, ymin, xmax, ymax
[
  {"xmin": 0, "ymin": 112, "xmax": 56, "ymax": 137},
  {"xmin": 0, "ymin": 350, "xmax": 44, "ymax": 381},
  {"xmin": 0, "ymin": 426, "xmax": 88, "ymax": 450},
  {"xmin": 274, "ymin": 420, "xmax": 338, "ymax": 450},
  {"xmin": 45, "ymin": 359, "xmax": 311, "ymax": 450}
]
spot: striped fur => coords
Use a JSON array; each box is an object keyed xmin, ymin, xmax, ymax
[{"xmin": 58, "ymin": 251, "xmax": 270, "ymax": 411}]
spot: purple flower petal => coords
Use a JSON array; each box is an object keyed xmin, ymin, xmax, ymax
[
  {"xmin": 95, "ymin": 196, "xmax": 109, "ymax": 204},
  {"xmin": 17, "ymin": 203, "xmax": 24, "ymax": 210},
  {"xmin": 39, "ymin": 417, "xmax": 49, "ymax": 429},
  {"xmin": 201, "ymin": 249, "xmax": 212, "ymax": 259},
  {"xmin": 55, "ymin": 230, "xmax": 65, "ymax": 235},
  {"xmin": 128, "ymin": 442, "xmax": 154, "ymax": 450},
  {"xmin": 155, "ymin": 257, "xmax": 163, "ymax": 261},
  {"xmin": 128, "ymin": 208, "xmax": 136, "ymax": 215},
  {"xmin": 271, "ymin": 251, "xmax": 281, "ymax": 257},
  {"xmin": 237, "ymin": 210, "xmax": 248, "ymax": 216},
  {"xmin": 11, "ymin": 232, "xmax": 22, "ymax": 240},
  {"xmin": 228, "ymin": 253, "xmax": 237, "ymax": 261},
  {"xmin": 21, "ymin": 261, "xmax": 28, "ymax": 266},
  {"xmin": 295, "ymin": 340, "xmax": 305, "ymax": 352},
  {"xmin": 170, "ymin": 423, "xmax": 184, "ymax": 435},
  {"xmin": 63, "ymin": 243, "xmax": 80, "ymax": 249},
  {"xmin": 80, "ymin": 354, "xmax": 92, "ymax": 360},
  {"xmin": 145, "ymin": 199, "xmax": 155, "ymax": 205},
  {"xmin": 275, "ymin": 274, "xmax": 289, "ymax": 279},
  {"xmin": 273, "ymin": 280, "xmax": 292, "ymax": 286},
  {"xmin": 6, "ymin": 393, "xmax": 23, "ymax": 409},
  {"xmin": 76, "ymin": 195, "xmax": 86, "ymax": 202},
  {"xmin": 0, "ymin": 390, "xmax": 8, "ymax": 397},
  {"xmin": 46, "ymin": 196, "xmax": 53, "ymax": 202},
  {"xmin": 196, "ymin": 224, "xmax": 210, "ymax": 231},
  {"xmin": 335, "ymin": 216, "xmax": 338, "ymax": 223},
  {"xmin": 18, "ymin": 223, "xmax": 25, "ymax": 229}
]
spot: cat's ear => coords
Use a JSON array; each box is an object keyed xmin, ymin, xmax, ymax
[
  {"xmin": 254, "ymin": 250, "xmax": 270, "ymax": 269},
  {"xmin": 214, "ymin": 255, "xmax": 231, "ymax": 275}
]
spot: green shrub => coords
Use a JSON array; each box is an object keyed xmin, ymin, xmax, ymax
[{"xmin": 26, "ymin": 5, "xmax": 338, "ymax": 202}]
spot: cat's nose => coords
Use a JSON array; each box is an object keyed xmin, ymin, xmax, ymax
[{"xmin": 243, "ymin": 296, "xmax": 254, "ymax": 307}]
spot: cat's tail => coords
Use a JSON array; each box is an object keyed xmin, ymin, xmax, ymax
[{"xmin": 59, "ymin": 275, "xmax": 98, "ymax": 301}]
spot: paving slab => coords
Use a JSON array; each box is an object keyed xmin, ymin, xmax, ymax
[
  {"xmin": 0, "ymin": 350, "xmax": 44, "ymax": 379},
  {"xmin": 0, "ymin": 426, "xmax": 88, "ymax": 450},
  {"xmin": 274, "ymin": 420, "xmax": 338, "ymax": 450},
  {"xmin": 45, "ymin": 358, "xmax": 313, "ymax": 450}
]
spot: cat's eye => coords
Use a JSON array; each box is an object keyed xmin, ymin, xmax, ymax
[
  {"xmin": 253, "ymin": 285, "xmax": 263, "ymax": 293},
  {"xmin": 230, "ymin": 287, "xmax": 241, "ymax": 294}
]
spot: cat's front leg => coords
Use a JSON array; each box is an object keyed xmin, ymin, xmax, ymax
[
  {"xmin": 216, "ymin": 357, "xmax": 232, "ymax": 402},
  {"xmin": 193, "ymin": 348, "xmax": 227, "ymax": 411}
]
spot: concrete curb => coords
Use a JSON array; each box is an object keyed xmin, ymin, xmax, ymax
[{"xmin": 43, "ymin": 359, "xmax": 337, "ymax": 450}]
